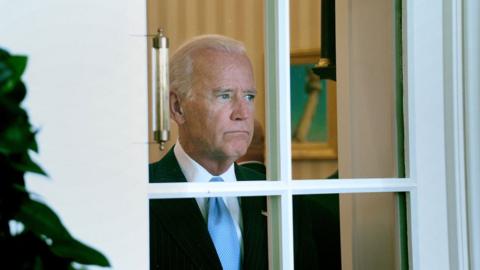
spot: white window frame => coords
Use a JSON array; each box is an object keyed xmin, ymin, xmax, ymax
[
  {"xmin": 147, "ymin": 0, "xmax": 464, "ymax": 269},
  {"xmin": 463, "ymin": 0, "xmax": 480, "ymax": 267}
]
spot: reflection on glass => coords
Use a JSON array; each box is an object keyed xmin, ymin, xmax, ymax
[{"xmin": 149, "ymin": 196, "xmax": 268, "ymax": 269}]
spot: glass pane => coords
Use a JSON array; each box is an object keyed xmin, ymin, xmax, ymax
[
  {"xmin": 290, "ymin": 0, "xmax": 338, "ymax": 180},
  {"xmin": 147, "ymin": 0, "xmax": 266, "ymax": 183},
  {"xmin": 292, "ymin": 193, "xmax": 341, "ymax": 269},
  {"xmin": 289, "ymin": 0, "xmax": 405, "ymax": 180},
  {"xmin": 149, "ymin": 196, "xmax": 268, "ymax": 269},
  {"xmin": 293, "ymin": 192, "xmax": 409, "ymax": 269}
]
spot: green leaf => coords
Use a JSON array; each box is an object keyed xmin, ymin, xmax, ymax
[
  {"xmin": 0, "ymin": 62, "xmax": 13, "ymax": 84},
  {"xmin": 8, "ymin": 79, "xmax": 27, "ymax": 104},
  {"xmin": 0, "ymin": 122, "xmax": 34, "ymax": 153},
  {"xmin": 10, "ymin": 152, "xmax": 47, "ymax": 176},
  {"xmin": 9, "ymin": 55, "xmax": 28, "ymax": 77},
  {"xmin": 14, "ymin": 199, "xmax": 110, "ymax": 267},
  {"xmin": 51, "ymin": 238, "xmax": 110, "ymax": 267},
  {"xmin": 0, "ymin": 106, "xmax": 36, "ymax": 155},
  {"xmin": 15, "ymin": 199, "xmax": 71, "ymax": 241},
  {"xmin": 0, "ymin": 55, "xmax": 27, "ymax": 95}
]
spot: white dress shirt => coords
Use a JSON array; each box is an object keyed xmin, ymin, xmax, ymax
[{"xmin": 173, "ymin": 142, "xmax": 243, "ymax": 247}]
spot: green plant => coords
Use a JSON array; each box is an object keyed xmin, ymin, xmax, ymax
[{"xmin": 0, "ymin": 48, "xmax": 110, "ymax": 269}]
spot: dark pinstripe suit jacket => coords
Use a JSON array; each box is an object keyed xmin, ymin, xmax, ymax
[{"xmin": 149, "ymin": 149, "xmax": 268, "ymax": 270}]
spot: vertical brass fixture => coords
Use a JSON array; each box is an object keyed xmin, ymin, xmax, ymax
[{"xmin": 152, "ymin": 29, "xmax": 170, "ymax": 150}]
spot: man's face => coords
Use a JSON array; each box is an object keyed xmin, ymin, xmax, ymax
[{"xmin": 176, "ymin": 50, "xmax": 256, "ymax": 165}]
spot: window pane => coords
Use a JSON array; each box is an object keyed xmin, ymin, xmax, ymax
[
  {"xmin": 149, "ymin": 196, "xmax": 268, "ymax": 269},
  {"xmin": 290, "ymin": 0, "xmax": 405, "ymax": 180},
  {"xmin": 293, "ymin": 192, "xmax": 409, "ymax": 269},
  {"xmin": 147, "ymin": 0, "xmax": 266, "ymax": 183}
]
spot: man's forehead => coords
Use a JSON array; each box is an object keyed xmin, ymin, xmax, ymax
[
  {"xmin": 213, "ymin": 88, "xmax": 257, "ymax": 94},
  {"xmin": 192, "ymin": 52, "xmax": 253, "ymax": 79},
  {"xmin": 193, "ymin": 49, "xmax": 249, "ymax": 67}
]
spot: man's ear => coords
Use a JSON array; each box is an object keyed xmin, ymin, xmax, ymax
[{"xmin": 170, "ymin": 91, "xmax": 185, "ymax": 124}]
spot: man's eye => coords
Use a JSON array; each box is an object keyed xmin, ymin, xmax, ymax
[
  {"xmin": 218, "ymin": 93, "xmax": 231, "ymax": 100},
  {"xmin": 245, "ymin": 94, "xmax": 255, "ymax": 101}
]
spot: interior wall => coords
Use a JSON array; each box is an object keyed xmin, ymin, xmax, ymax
[
  {"xmin": 336, "ymin": 0, "xmax": 398, "ymax": 269},
  {"xmin": 290, "ymin": 0, "xmax": 321, "ymax": 50}
]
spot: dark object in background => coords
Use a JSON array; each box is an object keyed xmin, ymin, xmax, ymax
[
  {"xmin": 294, "ymin": 195, "xmax": 341, "ymax": 270},
  {"xmin": 313, "ymin": 0, "xmax": 337, "ymax": 81}
]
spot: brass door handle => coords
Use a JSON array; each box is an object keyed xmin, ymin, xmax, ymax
[{"xmin": 152, "ymin": 29, "xmax": 170, "ymax": 150}]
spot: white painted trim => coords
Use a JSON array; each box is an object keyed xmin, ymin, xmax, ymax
[
  {"xmin": 405, "ymin": 0, "xmax": 451, "ymax": 269},
  {"xmin": 126, "ymin": 0, "xmax": 150, "ymax": 268},
  {"xmin": 444, "ymin": 0, "xmax": 470, "ymax": 268},
  {"xmin": 290, "ymin": 179, "xmax": 414, "ymax": 194},
  {"xmin": 147, "ymin": 179, "xmax": 415, "ymax": 199},
  {"xmin": 464, "ymin": 0, "xmax": 480, "ymax": 268},
  {"xmin": 280, "ymin": 191, "xmax": 294, "ymax": 270},
  {"xmin": 264, "ymin": 0, "xmax": 293, "ymax": 182},
  {"xmin": 264, "ymin": 0, "xmax": 293, "ymax": 268},
  {"xmin": 404, "ymin": 2, "xmax": 419, "ymax": 269}
]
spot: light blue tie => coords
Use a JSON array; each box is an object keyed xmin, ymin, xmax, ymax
[{"xmin": 208, "ymin": 177, "xmax": 241, "ymax": 270}]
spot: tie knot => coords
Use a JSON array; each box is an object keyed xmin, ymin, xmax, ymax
[{"xmin": 210, "ymin": 176, "xmax": 224, "ymax": 183}]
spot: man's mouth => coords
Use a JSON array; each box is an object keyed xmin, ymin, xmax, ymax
[{"xmin": 225, "ymin": 131, "xmax": 250, "ymax": 136}]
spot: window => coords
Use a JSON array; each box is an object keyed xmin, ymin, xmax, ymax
[{"xmin": 147, "ymin": 0, "xmax": 452, "ymax": 268}]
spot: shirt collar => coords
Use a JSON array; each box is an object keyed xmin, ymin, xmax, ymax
[{"xmin": 173, "ymin": 140, "xmax": 237, "ymax": 183}]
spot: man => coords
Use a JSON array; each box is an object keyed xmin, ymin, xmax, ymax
[
  {"xmin": 149, "ymin": 35, "xmax": 268, "ymax": 270},
  {"xmin": 149, "ymin": 35, "xmax": 328, "ymax": 270}
]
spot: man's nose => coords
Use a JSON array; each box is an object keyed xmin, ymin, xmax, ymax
[{"xmin": 231, "ymin": 98, "xmax": 250, "ymax": 120}]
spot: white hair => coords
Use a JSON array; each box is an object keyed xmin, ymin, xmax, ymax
[{"xmin": 169, "ymin": 35, "xmax": 247, "ymax": 98}]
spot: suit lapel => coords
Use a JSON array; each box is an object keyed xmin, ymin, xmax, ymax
[
  {"xmin": 153, "ymin": 198, "xmax": 221, "ymax": 269},
  {"xmin": 151, "ymin": 150, "xmax": 268, "ymax": 269},
  {"xmin": 240, "ymin": 197, "xmax": 268, "ymax": 269},
  {"xmin": 150, "ymin": 149, "xmax": 221, "ymax": 269}
]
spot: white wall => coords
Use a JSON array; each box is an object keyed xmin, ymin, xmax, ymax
[{"xmin": 0, "ymin": 1, "xmax": 149, "ymax": 269}]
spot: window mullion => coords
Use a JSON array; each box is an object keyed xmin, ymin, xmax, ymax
[
  {"xmin": 265, "ymin": 0, "xmax": 293, "ymax": 269},
  {"xmin": 265, "ymin": 0, "xmax": 293, "ymax": 182},
  {"xmin": 147, "ymin": 178, "xmax": 415, "ymax": 199}
]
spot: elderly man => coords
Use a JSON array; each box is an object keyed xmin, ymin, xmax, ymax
[
  {"xmin": 149, "ymin": 35, "xmax": 267, "ymax": 270},
  {"xmin": 149, "ymin": 35, "xmax": 327, "ymax": 270}
]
